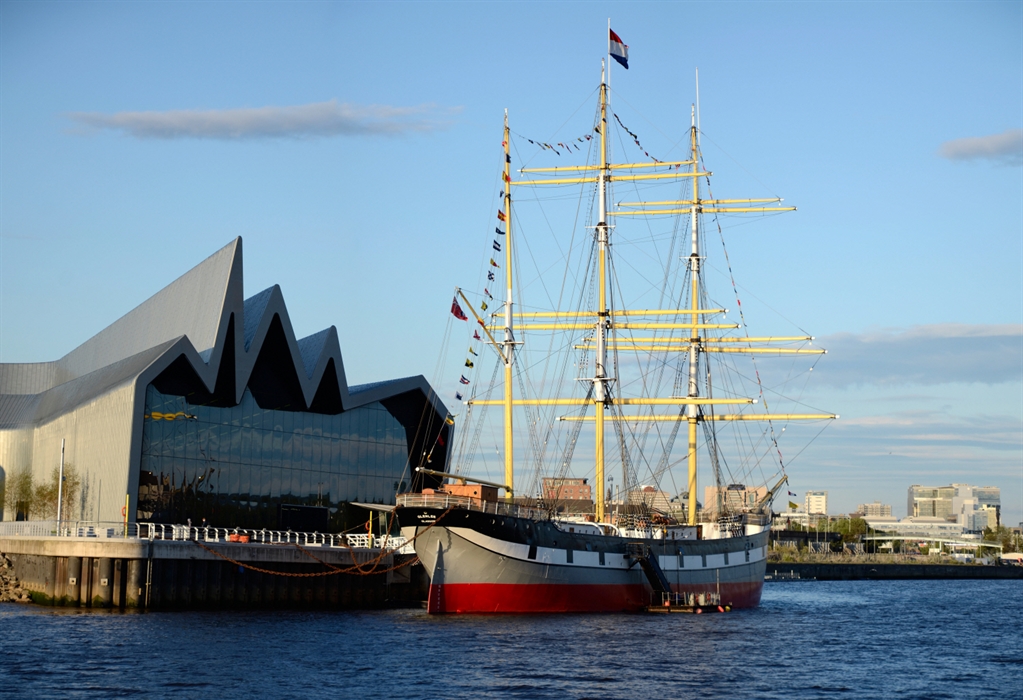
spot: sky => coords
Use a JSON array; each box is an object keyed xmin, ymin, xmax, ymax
[{"xmin": 1, "ymin": 1, "xmax": 1020, "ymax": 525}]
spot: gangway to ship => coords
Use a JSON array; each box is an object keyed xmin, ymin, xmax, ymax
[
  {"xmin": 627, "ymin": 542, "xmax": 734, "ymax": 614},
  {"xmin": 627, "ymin": 542, "xmax": 671, "ymax": 593}
]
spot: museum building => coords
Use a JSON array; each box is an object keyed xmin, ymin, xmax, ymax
[{"xmin": 0, "ymin": 238, "xmax": 450, "ymax": 530}]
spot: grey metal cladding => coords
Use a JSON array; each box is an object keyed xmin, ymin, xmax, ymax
[
  {"xmin": 1, "ymin": 237, "xmax": 449, "ymax": 523},
  {"xmin": 61, "ymin": 239, "xmax": 241, "ymax": 377},
  {"xmin": 0, "ymin": 236, "xmax": 448, "ymax": 429}
]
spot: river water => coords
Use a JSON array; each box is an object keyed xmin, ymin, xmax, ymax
[{"xmin": 1, "ymin": 579, "xmax": 1020, "ymax": 699}]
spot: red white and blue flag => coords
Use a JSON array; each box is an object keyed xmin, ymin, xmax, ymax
[
  {"xmin": 451, "ymin": 297, "xmax": 468, "ymax": 321},
  {"xmin": 609, "ymin": 29, "xmax": 628, "ymax": 70}
]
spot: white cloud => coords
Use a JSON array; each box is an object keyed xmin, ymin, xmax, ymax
[
  {"xmin": 939, "ymin": 128, "xmax": 1023, "ymax": 165},
  {"xmin": 813, "ymin": 324, "xmax": 1022, "ymax": 388},
  {"xmin": 68, "ymin": 100, "xmax": 459, "ymax": 140}
]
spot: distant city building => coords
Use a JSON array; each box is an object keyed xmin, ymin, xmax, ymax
[
  {"xmin": 864, "ymin": 516, "xmax": 965, "ymax": 539},
  {"xmin": 772, "ymin": 510, "xmax": 810, "ymax": 529},
  {"xmin": 627, "ymin": 485, "xmax": 673, "ymax": 513},
  {"xmin": 805, "ymin": 490, "xmax": 828, "ymax": 515},
  {"xmin": 908, "ymin": 484, "xmax": 1000, "ymax": 528},
  {"xmin": 704, "ymin": 483, "xmax": 767, "ymax": 518},
  {"xmin": 907, "ymin": 485, "xmax": 955, "ymax": 519},
  {"xmin": 541, "ymin": 477, "xmax": 591, "ymax": 501},
  {"xmin": 856, "ymin": 501, "xmax": 892, "ymax": 518}
]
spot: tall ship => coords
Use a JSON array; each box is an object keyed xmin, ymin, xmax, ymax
[{"xmin": 396, "ymin": 30, "xmax": 835, "ymax": 613}]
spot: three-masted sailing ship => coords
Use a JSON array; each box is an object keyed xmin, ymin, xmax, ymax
[{"xmin": 396, "ymin": 31, "xmax": 835, "ymax": 613}]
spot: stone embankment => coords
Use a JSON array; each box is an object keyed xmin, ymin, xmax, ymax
[
  {"xmin": 0, "ymin": 536, "xmax": 426, "ymax": 610},
  {"xmin": 0, "ymin": 553, "xmax": 32, "ymax": 603},
  {"xmin": 766, "ymin": 561, "xmax": 1023, "ymax": 580}
]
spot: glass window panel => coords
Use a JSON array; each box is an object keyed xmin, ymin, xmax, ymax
[
  {"xmin": 216, "ymin": 424, "xmax": 230, "ymax": 465},
  {"xmin": 255, "ymin": 429, "xmax": 269, "ymax": 467},
  {"xmin": 304, "ymin": 432, "xmax": 315, "ymax": 465},
  {"xmin": 311, "ymin": 435, "xmax": 322, "ymax": 470},
  {"xmin": 238, "ymin": 427, "xmax": 252, "ymax": 464},
  {"xmin": 286, "ymin": 466, "xmax": 300, "ymax": 497},
  {"xmin": 238, "ymin": 464, "xmax": 250, "ymax": 501},
  {"xmin": 272, "ymin": 431, "xmax": 283, "ymax": 467},
  {"xmin": 281, "ymin": 431, "xmax": 294, "ymax": 466},
  {"xmin": 339, "ymin": 440, "xmax": 351, "ymax": 474},
  {"xmin": 269, "ymin": 467, "xmax": 280, "ymax": 499},
  {"xmin": 329, "ymin": 438, "xmax": 341, "ymax": 472},
  {"xmin": 363, "ymin": 439, "xmax": 374, "ymax": 477},
  {"xmin": 231, "ymin": 424, "xmax": 244, "ymax": 465}
]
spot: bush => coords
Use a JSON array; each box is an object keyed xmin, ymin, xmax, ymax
[
  {"xmin": 33, "ymin": 462, "xmax": 80, "ymax": 521},
  {"xmin": 2, "ymin": 466, "xmax": 34, "ymax": 520}
]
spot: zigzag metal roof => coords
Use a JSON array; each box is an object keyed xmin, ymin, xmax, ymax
[{"xmin": 0, "ymin": 238, "xmax": 448, "ymax": 427}]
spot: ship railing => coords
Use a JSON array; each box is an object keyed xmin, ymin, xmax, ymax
[
  {"xmin": 396, "ymin": 493, "xmax": 548, "ymax": 521},
  {"xmin": 654, "ymin": 591, "xmax": 722, "ymax": 607},
  {"xmin": 0, "ymin": 520, "xmax": 412, "ymax": 553}
]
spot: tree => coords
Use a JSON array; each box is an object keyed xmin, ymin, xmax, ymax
[
  {"xmin": 984, "ymin": 525, "xmax": 1019, "ymax": 554},
  {"xmin": 2, "ymin": 466, "xmax": 35, "ymax": 520},
  {"xmin": 34, "ymin": 462, "xmax": 81, "ymax": 522},
  {"xmin": 815, "ymin": 516, "xmax": 867, "ymax": 544}
]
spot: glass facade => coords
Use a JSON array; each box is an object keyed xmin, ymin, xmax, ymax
[{"xmin": 137, "ymin": 385, "xmax": 410, "ymax": 530}]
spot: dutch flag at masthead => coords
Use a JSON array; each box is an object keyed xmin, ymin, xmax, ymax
[{"xmin": 609, "ymin": 29, "xmax": 629, "ymax": 69}]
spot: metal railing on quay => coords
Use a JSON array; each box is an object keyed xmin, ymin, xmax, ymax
[{"xmin": 0, "ymin": 520, "xmax": 413, "ymax": 554}]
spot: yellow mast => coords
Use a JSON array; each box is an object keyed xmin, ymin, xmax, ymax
[
  {"xmin": 503, "ymin": 111, "xmax": 515, "ymax": 502},
  {"xmin": 594, "ymin": 65, "xmax": 610, "ymax": 522}
]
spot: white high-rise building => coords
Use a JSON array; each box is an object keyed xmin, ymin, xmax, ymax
[{"xmin": 805, "ymin": 490, "xmax": 828, "ymax": 515}]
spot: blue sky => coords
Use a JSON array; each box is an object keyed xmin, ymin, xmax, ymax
[{"xmin": 1, "ymin": 1, "xmax": 1020, "ymax": 524}]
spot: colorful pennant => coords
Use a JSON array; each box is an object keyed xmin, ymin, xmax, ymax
[{"xmin": 612, "ymin": 112, "xmax": 668, "ymax": 164}]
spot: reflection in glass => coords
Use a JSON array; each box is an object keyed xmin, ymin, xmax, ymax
[{"xmin": 137, "ymin": 386, "xmax": 409, "ymax": 530}]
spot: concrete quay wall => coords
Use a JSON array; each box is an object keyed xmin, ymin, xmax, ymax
[
  {"xmin": 0, "ymin": 536, "xmax": 426, "ymax": 610},
  {"xmin": 767, "ymin": 562, "xmax": 1023, "ymax": 580}
]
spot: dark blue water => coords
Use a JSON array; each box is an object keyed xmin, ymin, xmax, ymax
[{"xmin": 1, "ymin": 580, "xmax": 1020, "ymax": 699}]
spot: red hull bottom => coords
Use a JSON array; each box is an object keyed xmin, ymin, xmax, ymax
[{"xmin": 427, "ymin": 580, "xmax": 763, "ymax": 614}]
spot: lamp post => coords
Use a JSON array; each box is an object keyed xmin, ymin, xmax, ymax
[{"xmin": 56, "ymin": 439, "xmax": 65, "ymax": 533}]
